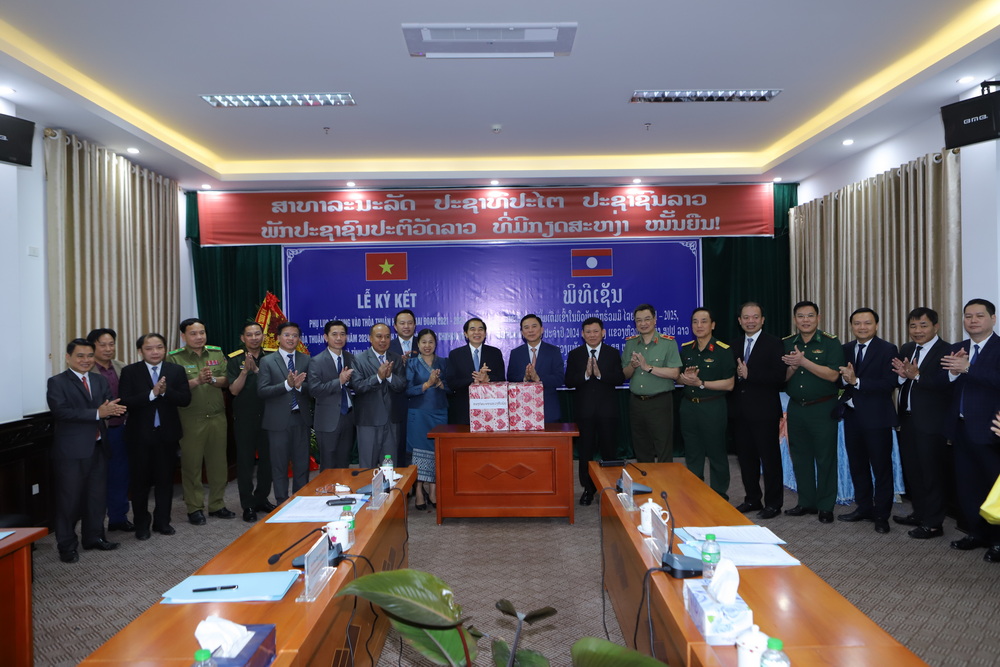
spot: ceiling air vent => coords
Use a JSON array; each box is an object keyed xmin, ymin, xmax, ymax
[{"xmin": 403, "ymin": 23, "xmax": 577, "ymax": 58}]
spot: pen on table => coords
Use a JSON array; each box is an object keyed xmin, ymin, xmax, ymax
[{"xmin": 192, "ymin": 585, "xmax": 238, "ymax": 593}]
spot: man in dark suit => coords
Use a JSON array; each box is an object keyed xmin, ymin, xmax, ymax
[
  {"xmin": 891, "ymin": 307, "xmax": 952, "ymax": 539},
  {"xmin": 565, "ymin": 317, "xmax": 625, "ymax": 505},
  {"xmin": 507, "ymin": 314, "xmax": 565, "ymax": 423},
  {"xmin": 47, "ymin": 338, "xmax": 128, "ymax": 562},
  {"xmin": 389, "ymin": 309, "xmax": 418, "ymax": 467},
  {"xmin": 941, "ymin": 298, "xmax": 1000, "ymax": 562},
  {"xmin": 352, "ymin": 322, "xmax": 407, "ymax": 468},
  {"xmin": 118, "ymin": 333, "xmax": 192, "ymax": 541},
  {"xmin": 258, "ymin": 321, "xmax": 312, "ymax": 505},
  {"xmin": 446, "ymin": 317, "xmax": 506, "ymax": 424},
  {"xmin": 836, "ymin": 308, "xmax": 899, "ymax": 534},
  {"xmin": 309, "ymin": 320, "xmax": 356, "ymax": 470},
  {"xmin": 729, "ymin": 302, "xmax": 787, "ymax": 520}
]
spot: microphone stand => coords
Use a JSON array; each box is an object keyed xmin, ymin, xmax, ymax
[{"xmin": 268, "ymin": 527, "xmax": 325, "ymax": 565}]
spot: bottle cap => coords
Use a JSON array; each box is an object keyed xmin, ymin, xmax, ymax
[
  {"xmin": 706, "ymin": 534, "xmax": 716, "ymax": 540},
  {"xmin": 194, "ymin": 649, "xmax": 212, "ymax": 661},
  {"xmin": 766, "ymin": 637, "xmax": 783, "ymax": 650}
]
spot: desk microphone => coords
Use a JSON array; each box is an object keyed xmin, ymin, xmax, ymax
[
  {"xmin": 351, "ymin": 468, "xmax": 375, "ymax": 476},
  {"xmin": 267, "ymin": 527, "xmax": 325, "ymax": 565},
  {"xmin": 628, "ymin": 462, "xmax": 647, "ymax": 477},
  {"xmin": 660, "ymin": 490, "xmax": 703, "ymax": 579}
]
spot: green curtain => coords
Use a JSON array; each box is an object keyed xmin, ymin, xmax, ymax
[
  {"xmin": 185, "ymin": 192, "xmax": 283, "ymax": 352},
  {"xmin": 701, "ymin": 183, "xmax": 795, "ymax": 344}
]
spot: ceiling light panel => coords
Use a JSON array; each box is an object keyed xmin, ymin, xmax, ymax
[
  {"xmin": 200, "ymin": 93, "xmax": 356, "ymax": 108},
  {"xmin": 630, "ymin": 89, "xmax": 782, "ymax": 103}
]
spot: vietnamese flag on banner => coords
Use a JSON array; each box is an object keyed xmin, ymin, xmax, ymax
[
  {"xmin": 365, "ymin": 252, "xmax": 408, "ymax": 281},
  {"xmin": 571, "ymin": 248, "xmax": 613, "ymax": 277}
]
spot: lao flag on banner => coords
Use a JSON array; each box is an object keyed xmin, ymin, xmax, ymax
[
  {"xmin": 365, "ymin": 252, "xmax": 408, "ymax": 281},
  {"xmin": 571, "ymin": 248, "xmax": 613, "ymax": 277}
]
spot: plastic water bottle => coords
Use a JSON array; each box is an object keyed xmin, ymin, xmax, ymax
[
  {"xmin": 380, "ymin": 454, "xmax": 394, "ymax": 482},
  {"xmin": 701, "ymin": 534, "xmax": 721, "ymax": 580},
  {"xmin": 759, "ymin": 637, "xmax": 791, "ymax": 666},
  {"xmin": 191, "ymin": 649, "xmax": 217, "ymax": 667},
  {"xmin": 340, "ymin": 506, "xmax": 355, "ymax": 548}
]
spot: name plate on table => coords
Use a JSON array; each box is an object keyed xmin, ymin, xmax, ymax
[
  {"xmin": 618, "ymin": 470, "xmax": 637, "ymax": 511},
  {"xmin": 367, "ymin": 470, "xmax": 388, "ymax": 511},
  {"xmin": 297, "ymin": 535, "xmax": 334, "ymax": 603}
]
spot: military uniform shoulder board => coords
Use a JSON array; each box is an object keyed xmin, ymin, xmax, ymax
[
  {"xmin": 206, "ymin": 345, "xmax": 222, "ymax": 351},
  {"xmin": 715, "ymin": 340, "xmax": 731, "ymax": 349},
  {"xmin": 782, "ymin": 334, "xmax": 796, "ymax": 341},
  {"xmin": 660, "ymin": 335, "xmax": 675, "ymax": 340},
  {"xmin": 228, "ymin": 349, "xmax": 244, "ymax": 358},
  {"xmin": 822, "ymin": 331, "xmax": 839, "ymax": 339},
  {"xmin": 626, "ymin": 334, "xmax": 639, "ymax": 341},
  {"xmin": 168, "ymin": 348, "xmax": 183, "ymax": 355},
  {"xmin": 681, "ymin": 340, "xmax": 695, "ymax": 347}
]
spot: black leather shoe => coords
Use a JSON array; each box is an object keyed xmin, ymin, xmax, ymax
[
  {"xmin": 784, "ymin": 505, "xmax": 817, "ymax": 516},
  {"xmin": 153, "ymin": 524, "xmax": 175, "ymax": 536},
  {"xmin": 242, "ymin": 507, "xmax": 258, "ymax": 522},
  {"xmin": 838, "ymin": 509, "xmax": 874, "ymax": 522},
  {"xmin": 188, "ymin": 510, "xmax": 206, "ymax": 525},
  {"xmin": 256, "ymin": 500, "xmax": 277, "ymax": 513},
  {"xmin": 984, "ymin": 545, "xmax": 1000, "ymax": 563},
  {"xmin": 59, "ymin": 549, "xmax": 79, "ymax": 563},
  {"xmin": 135, "ymin": 528, "xmax": 151, "ymax": 541},
  {"xmin": 580, "ymin": 490, "xmax": 594, "ymax": 506},
  {"xmin": 873, "ymin": 519, "xmax": 890, "ymax": 534},
  {"xmin": 892, "ymin": 513, "xmax": 920, "ymax": 526},
  {"xmin": 414, "ymin": 503, "xmax": 428, "ymax": 511},
  {"xmin": 908, "ymin": 526, "xmax": 943, "ymax": 539},
  {"xmin": 107, "ymin": 520, "xmax": 135, "ymax": 532},
  {"xmin": 735, "ymin": 502, "xmax": 763, "ymax": 513},
  {"xmin": 951, "ymin": 535, "xmax": 988, "ymax": 551},
  {"xmin": 82, "ymin": 538, "xmax": 119, "ymax": 551},
  {"xmin": 209, "ymin": 507, "xmax": 237, "ymax": 519},
  {"xmin": 818, "ymin": 511, "xmax": 834, "ymax": 523},
  {"xmin": 757, "ymin": 507, "xmax": 781, "ymax": 520}
]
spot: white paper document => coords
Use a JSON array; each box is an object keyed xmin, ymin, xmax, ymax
[
  {"xmin": 680, "ymin": 525, "xmax": 786, "ymax": 544},
  {"xmin": 266, "ymin": 495, "xmax": 367, "ymax": 523},
  {"xmin": 678, "ymin": 542, "xmax": 800, "ymax": 567}
]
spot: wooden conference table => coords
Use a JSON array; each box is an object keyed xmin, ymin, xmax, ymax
[
  {"xmin": 431, "ymin": 423, "xmax": 578, "ymax": 524},
  {"xmin": 1, "ymin": 526, "xmax": 47, "ymax": 667},
  {"xmin": 589, "ymin": 462, "xmax": 927, "ymax": 667},
  {"xmin": 82, "ymin": 467, "xmax": 415, "ymax": 666}
]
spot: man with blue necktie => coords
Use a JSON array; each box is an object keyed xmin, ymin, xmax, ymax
[
  {"xmin": 941, "ymin": 298, "xmax": 1000, "ymax": 562},
  {"xmin": 309, "ymin": 320, "xmax": 357, "ymax": 470},
  {"xmin": 507, "ymin": 314, "xmax": 565, "ymax": 423}
]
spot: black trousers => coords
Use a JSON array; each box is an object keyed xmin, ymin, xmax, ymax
[
  {"xmin": 953, "ymin": 422, "xmax": 1000, "ymax": 545},
  {"xmin": 53, "ymin": 444, "xmax": 108, "ymax": 553},
  {"xmin": 128, "ymin": 430, "xmax": 178, "ymax": 530},
  {"xmin": 843, "ymin": 413, "xmax": 894, "ymax": 519},
  {"xmin": 896, "ymin": 414, "xmax": 948, "ymax": 528},
  {"xmin": 577, "ymin": 410, "xmax": 618, "ymax": 493},
  {"xmin": 732, "ymin": 416, "xmax": 783, "ymax": 509},
  {"xmin": 234, "ymin": 414, "xmax": 272, "ymax": 510}
]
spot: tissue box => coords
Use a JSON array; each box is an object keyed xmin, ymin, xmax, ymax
[
  {"xmin": 469, "ymin": 382, "xmax": 509, "ymax": 432},
  {"xmin": 682, "ymin": 580, "xmax": 753, "ymax": 646},
  {"xmin": 507, "ymin": 383, "xmax": 544, "ymax": 431},
  {"xmin": 213, "ymin": 624, "xmax": 276, "ymax": 667}
]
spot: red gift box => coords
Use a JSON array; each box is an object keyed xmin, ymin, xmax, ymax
[
  {"xmin": 508, "ymin": 382, "xmax": 545, "ymax": 431},
  {"xmin": 469, "ymin": 382, "xmax": 509, "ymax": 432}
]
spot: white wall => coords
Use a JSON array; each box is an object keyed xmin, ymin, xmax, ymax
[{"xmin": 0, "ymin": 98, "xmax": 48, "ymax": 423}]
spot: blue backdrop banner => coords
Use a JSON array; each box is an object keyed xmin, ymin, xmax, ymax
[{"xmin": 283, "ymin": 240, "xmax": 702, "ymax": 359}]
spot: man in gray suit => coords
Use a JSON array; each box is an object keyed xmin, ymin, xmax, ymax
[
  {"xmin": 352, "ymin": 322, "xmax": 406, "ymax": 468},
  {"xmin": 258, "ymin": 321, "xmax": 312, "ymax": 504},
  {"xmin": 46, "ymin": 338, "xmax": 128, "ymax": 562},
  {"xmin": 309, "ymin": 320, "xmax": 356, "ymax": 470}
]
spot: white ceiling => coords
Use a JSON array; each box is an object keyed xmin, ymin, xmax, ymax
[{"xmin": 1, "ymin": 1, "xmax": 999, "ymax": 191}]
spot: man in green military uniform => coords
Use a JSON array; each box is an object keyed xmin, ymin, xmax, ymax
[
  {"xmin": 781, "ymin": 300, "xmax": 845, "ymax": 523},
  {"xmin": 168, "ymin": 318, "xmax": 234, "ymax": 525},
  {"xmin": 677, "ymin": 308, "xmax": 735, "ymax": 498},
  {"xmin": 622, "ymin": 303, "xmax": 682, "ymax": 463},
  {"xmin": 226, "ymin": 322, "xmax": 276, "ymax": 523}
]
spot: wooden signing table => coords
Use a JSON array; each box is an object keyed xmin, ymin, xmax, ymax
[
  {"xmin": 431, "ymin": 424, "xmax": 578, "ymax": 525},
  {"xmin": 1, "ymin": 527, "xmax": 46, "ymax": 667},
  {"xmin": 82, "ymin": 468, "xmax": 415, "ymax": 666},
  {"xmin": 589, "ymin": 462, "xmax": 927, "ymax": 667}
]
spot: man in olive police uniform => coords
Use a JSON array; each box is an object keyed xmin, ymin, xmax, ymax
[
  {"xmin": 169, "ymin": 318, "xmax": 235, "ymax": 525},
  {"xmin": 622, "ymin": 303, "xmax": 682, "ymax": 463},
  {"xmin": 677, "ymin": 308, "xmax": 736, "ymax": 499},
  {"xmin": 781, "ymin": 301, "xmax": 845, "ymax": 523},
  {"xmin": 227, "ymin": 322, "xmax": 276, "ymax": 523}
]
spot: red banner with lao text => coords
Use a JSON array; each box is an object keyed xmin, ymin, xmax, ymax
[{"xmin": 197, "ymin": 184, "xmax": 773, "ymax": 246}]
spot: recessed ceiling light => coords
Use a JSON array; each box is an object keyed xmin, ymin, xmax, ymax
[
  {"xmin": 632, "ymin": 178, "xmax": 642, "ymax": 184},
  {"xmin": 126, "ymin": 147, "xmax": 140, "ymax": 155},
  {"xmin": 200, "ymin": 93, "xmax": 356, "ymax": 108},
  {"xmin": 630, "ymin": 89, "xmax": 782, "ymax": 103},
  {"xmin": 842, "ymin": 139, "xmax": 855, "ymax": 146},
  {"xmin": 346, "ymin": 181, "xmax": 356, "ymax": 187},
  {"xmin": 201, "ymin": 184, "xmax": 212, "ymax": 190},
  {"xmin": 772, "ymin": 177, "xmax": 783, "ymax": 183},
  {"xmin": 490, "ymin": 180, "xmax": 500, "ymax": 186},
  {"xmin": 958, "ymin": 76, "xmax": 976, "ymax": 84}
]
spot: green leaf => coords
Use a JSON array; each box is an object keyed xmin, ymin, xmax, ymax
[
  {"xmin": 570, "ymin": 637, "xmax": 668, "ymax": 667},
  {"xmin": 337, "ymin": 569, "xmax": 463, "ymax": 628},
  {"xmin": 491, "ymin": 639, "xmax": 551, "ymax": 667},
  {"xmin": 522, "ymin": 606, "xmax": 557, "ymax": 625},
  {"xmin": 496, "ymin": 599, "xmax": 518, "ymax": 617},
  {"xmin": 491, "ymin": 638, "xmax": 510, "ymax": 667},
  {"xmin": 392, "ymin": 619, "xmax": 479, "ymax": 667}
]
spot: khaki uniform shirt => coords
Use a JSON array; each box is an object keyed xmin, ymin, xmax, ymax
[{"xmin": 621, "ymin": 332, "xmax": 682, "ymax": 395}]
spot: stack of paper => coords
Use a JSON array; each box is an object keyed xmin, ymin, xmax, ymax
[
  {"xmin": 266, "ymin": 495, "xmax": 367, "ymax": 523},
  {"xmin": 676, "ymin": 526, "xmax": 800, "ymax": 567}
]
